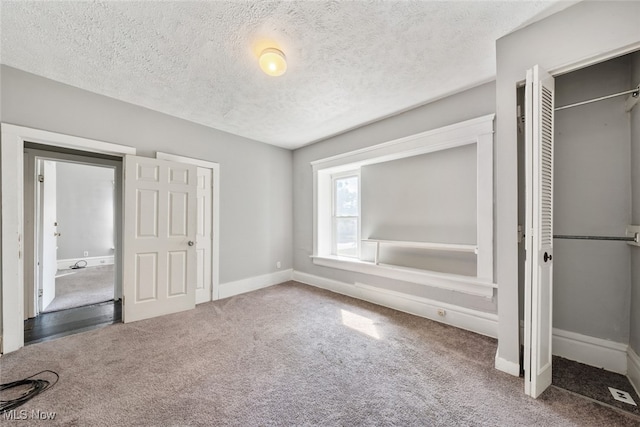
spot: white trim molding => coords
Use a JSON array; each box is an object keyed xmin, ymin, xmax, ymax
[
  {"xmin": 1, "ymin": 123, "xmax": 135, "ymax": 354},
  {"xmin": 292, "ymin": 270, "xmax": 498, "ymax": 339},
  {"xmin": 495, "ymin": 351, "xmax": 521, "ymax": 377},
  {"xmin": 628, "ymin": 347, "xmax": 640, "ymax": 397},
  {"xmin": 1, "ymin": 124, "xmax": 136, "ymax": 157},
  {"xmin": 218, "ymin": 269, "xmax": 293, "ymax": 300},
  {"xmin": 312, "ymin": 256, "xmax": 495, "ymax": 298},
  {"xmin": 311, "ymin": 114, "xmax": 495, "ymax": 170},
  {"xmin": 552, "ymin": 328, "xmax": 628, "ymax": 374},
  {"xmin": 156, "ymin": 152, "xmax": 221, "ymax": 302},
  {"xmin": 57, "ymin": 256, "xmax": 115, "ymax": 270},
  {"xmin": 311, "ymin": 114, "xmax": 495, "ymax": 298}
]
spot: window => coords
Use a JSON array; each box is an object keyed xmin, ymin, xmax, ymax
[
  {"xmin": 332, "ymin": 172, "xmax": 360, "ymax": 257},
  {"xmin": 311, "ymin": 114, "xmax": 496, "ymax": 297}
]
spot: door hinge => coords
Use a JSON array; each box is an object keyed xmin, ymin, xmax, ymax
[
  {"xmin": 38, "ymin": 174, "xmax": 44, "ymax": 183},
  {"xmin": 38, "ymin": 289, "xmax": 43, "ymax": 298}
]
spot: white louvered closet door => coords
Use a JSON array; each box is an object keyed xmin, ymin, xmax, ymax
[{"xmin": 524, "ymin": 64, "xmax": 555, "ymax": 398}]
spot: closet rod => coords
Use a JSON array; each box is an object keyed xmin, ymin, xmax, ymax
[
  {"xmin": 555, "ymin": 87, "xmax": 639, "ymax": 111},
  {"xmin": 553, "ymin": 234, "xmax": 636, "ymax": 242}
]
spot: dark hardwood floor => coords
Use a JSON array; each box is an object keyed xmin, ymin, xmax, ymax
[{"xmin": 24, "ymin": 300, "xmax": 121, "ymax": 345}]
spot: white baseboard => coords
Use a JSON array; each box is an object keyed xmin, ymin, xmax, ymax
[
  {"xmin": 552, "ymin": 328, "xmax": 628, "ymax": 374},
  {"xmin": 292, "ymin": 270, "xmax": 498, "ymax": 339},
  {"xmin": 628, "ymin": 347, "xmax": 640, "ymax": 397},
  {"xmin": 57, "ymin": 255, "xmax": 114, "ymax": 270},
  {"xmin": 495, "ymin": 350, "xmax": 521, "ymax": 376},
  {"xmin": 219, "ymin": 269, "xmax": 293, "ymax": 299}
]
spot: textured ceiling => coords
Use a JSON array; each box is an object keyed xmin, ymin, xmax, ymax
[{"xmin": 1, "ymin": 1, "xmax": 570, "ymax": 149}]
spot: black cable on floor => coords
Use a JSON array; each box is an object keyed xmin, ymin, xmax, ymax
[
  {"xmin": 0, "ymin": 370, "xmax": 59, "ymax": 413},
  {"xmin": 70, "ymin": 260, "xmax": 87, "ymax": 269}
]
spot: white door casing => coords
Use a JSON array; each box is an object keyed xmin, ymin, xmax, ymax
[
  {"xmin": 195, "ymin": 167, "xmax": 213, "ymax": 304},
  {"xmin": 524, "ymin": 64, "xmax": 555, "ymax": 398},
  {"xmin": 2, "ymin": 123, "xmax": 135, "ymax": 354},
  {"xmin": 123, "ymin": 155, "xmax": 197, "ymax": 323},
  {"xmin": 40, "ymin": 160, "xmax": 58, "ymax": 311}
]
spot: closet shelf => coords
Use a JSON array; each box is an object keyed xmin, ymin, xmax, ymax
[{"xmin": 362, "ymin": 238, "xmax": 477, "ymax": 265}]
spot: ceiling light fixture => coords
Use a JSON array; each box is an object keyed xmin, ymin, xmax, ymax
[{"xmin": 259, "ymin": 48, "xmax": 287, "ymax": 77}]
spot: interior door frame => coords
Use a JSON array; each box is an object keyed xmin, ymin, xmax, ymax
[
  {"xmin": 24, "ymin": 148, "xmax": 123, "ymax": 318},
  {"xmin": 156, "ymin": 152, "xmax": 220, "ymax": 302},
  {"xmin": 1, "ymin": 123, "xmax": 135, "ymax": 354}
]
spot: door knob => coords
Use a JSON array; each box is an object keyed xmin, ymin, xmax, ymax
[
  {"xmin": 188, "ymin": 241, "xmax": 194, "ymax": 246},
  {"xmin": 543, "ymin": 252, "xmax": 552, "ymax": 262}
]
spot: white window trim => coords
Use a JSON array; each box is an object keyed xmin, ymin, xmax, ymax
[
  {"xmin": 311, "ymin": 114, "xmax": 495, "ymax": 297},
  {"xmin": 331, "ymin": 170, "xmax": 361, "ymax": 258}
]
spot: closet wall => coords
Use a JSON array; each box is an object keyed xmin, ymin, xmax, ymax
[
  {"xmin": 630, "ymin": 51, "xmax": 640, "ymax": 355},
  {"xmin": 553, "ymin": 54, "xmax": 633, "ymax": 344}
]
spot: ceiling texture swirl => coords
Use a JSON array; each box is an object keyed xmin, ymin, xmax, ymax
[{"xmin": 1, "ymin": 1, "xmax": 572, "ymax": 149}]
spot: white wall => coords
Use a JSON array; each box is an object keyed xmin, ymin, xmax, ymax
[
  {"xmin": 1, "ymin": 65, "xmax": 293, "ymax": 286},
  {"xmin": 631, "ymin": 51, "xmax": 640, "ymax": 354},
  {"xmin": 552, "ymin": 54, "xmax": 632, "ymax": 343},
  {"xmin": 495, "ymin": 1, "xmax": 640, "ymax": 369},
  {"xmin": 293, "ymin": 81, "xmax": 496, "ymax": 312},
  {"xmin": 56, "ymin": 162, "xmax": 115, "ymax": 261}
]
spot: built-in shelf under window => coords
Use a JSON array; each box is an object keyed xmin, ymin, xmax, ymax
[{"xmin": 311, "ymin": 114, "xmax": 496, "ymax": 298}]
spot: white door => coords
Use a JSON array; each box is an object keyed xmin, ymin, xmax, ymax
[
  {"xmin": 40, "ymin": 160, "xmax": 58, "ymax": 311},
  {"xmin": 123, "ymin": 156, "xmax": 197, "ymax": 323},
  {"xmin": 195, "ymin": 167, "xmax": 213, "ymax": 304},
  {"xmin": 524, "ymin": 64, "xmax": 555, "ymax": 398}
]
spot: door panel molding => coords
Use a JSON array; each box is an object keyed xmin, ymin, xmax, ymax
[
  {"xmin": 156, "ymin": 152, "xmax": 220, "ymax": 303},
  {"xmin": 123, "ymin": 155, "xmax": 196, "ymax": 322}
]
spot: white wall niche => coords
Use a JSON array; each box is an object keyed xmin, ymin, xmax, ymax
[{"xmin": 311, "ymin": 114, "xmax": 495, "ymax": 297}]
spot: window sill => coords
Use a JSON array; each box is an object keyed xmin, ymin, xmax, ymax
[{"xmin": 311, "ymin": 255, "xmax": 496, "ymax": 298}]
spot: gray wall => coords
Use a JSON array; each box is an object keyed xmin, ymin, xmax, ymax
[
  {"xmin": 293, "ymin": 81, "xmax": 496, "ymax": 313},
  {"xmin": 552, "ymin": 55, "xmax": 632, "ymax": 343},
  {"xmin": 56, "ymin": 162, "xmax": 115, "ymax": 261},
  {"xmin": 1, "ymin": 65, "xmax": 293, "ymax": 285},
  {"xmin": 631, "ymin": 51, "xmax": 640, "ymax": 354},
  {"xmin": 361, "ymin": 145, "xmax": 477, "ymax": 275}
]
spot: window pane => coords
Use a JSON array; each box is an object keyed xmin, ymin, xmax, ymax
[
  {"xmin": 336, "ymin": 217, "xmax": 358, "ymax": 257},
  {"xmin": 335, "ymin": 176, "xmax": 358, "ymax": 216}
]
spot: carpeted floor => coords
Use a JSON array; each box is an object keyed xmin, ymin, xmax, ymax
[
  {"xmin": 43, "ymin": 265, "xmax": 114, "ymax": 312},
  {"xmin": 553, "ymin": 356, "xmax": 640, "ymax": 416},
  {"xmin": 2, "ymin": 281, "xmax": 639, "ymax": 426}
]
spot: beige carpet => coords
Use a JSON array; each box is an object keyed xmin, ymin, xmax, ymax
[
  {"xmin": 2, "ymin": 281, "xmax": 638, "ymax": 426},
  {"xmin": 43, "ymin": 265, "xmax": 114, "ymax": 312}
]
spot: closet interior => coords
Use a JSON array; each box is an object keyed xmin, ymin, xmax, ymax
[{"xmin": 519, "ymin": 50, "xmax": 640, "ymax": 415}]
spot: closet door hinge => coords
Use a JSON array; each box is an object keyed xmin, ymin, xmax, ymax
[{"xmin": 38, "ymin": 174, "xmax": 44, "ymax": 183}]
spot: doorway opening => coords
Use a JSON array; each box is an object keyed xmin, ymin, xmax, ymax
[
  {"xmin": 23, "ymin": 145, "xmax": 123, "ymax": 344},
  {"xmin": 519, "ymin": 50, "xmax": 640, "ymax": 415}
]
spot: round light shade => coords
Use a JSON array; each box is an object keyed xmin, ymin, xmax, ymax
[{"xmin": 259, "ymin": 48, "xmax": 287, "ymax": 77}]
